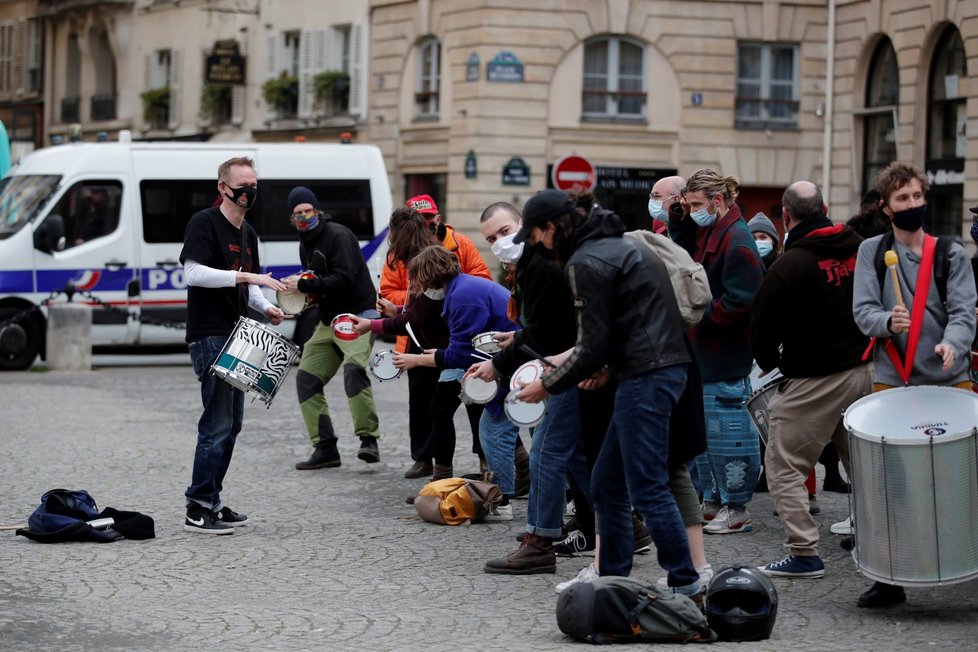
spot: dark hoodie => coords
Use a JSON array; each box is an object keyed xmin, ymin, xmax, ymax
[
  {"xmin": 543, "ymin": 206, "xmax": 690, "ymax": 395},
  {"xmin": 750, "ymin": 222, "xmax": 869, "ymax": 377},
  {"xmin": 295, "ymin": 216, "xmax": 376, "ymax": 324}
]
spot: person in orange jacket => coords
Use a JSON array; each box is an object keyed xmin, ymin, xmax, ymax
[{"xmin": 379, "ymin": 195, "xmax": 493, "ymax": 479}]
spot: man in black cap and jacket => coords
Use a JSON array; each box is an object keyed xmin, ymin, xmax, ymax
[{"xmin": 282, "ymin": 186, "xmax": 382, "ymax": 469}]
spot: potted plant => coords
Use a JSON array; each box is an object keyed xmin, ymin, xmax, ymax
[
  {"xmin": 262, "ymin": 72, "xmax": 299, "ymax": 116},
  {"xmin": 140, "ymin": 87, "xmax": 170, "ymax": 128},
  {"xmin": 200, "ymin": 85, "xmax": 232, "ymax": 125},
  {"xmin": 313, "ymin": 70, "xmax": 350, "ymax": 112}
]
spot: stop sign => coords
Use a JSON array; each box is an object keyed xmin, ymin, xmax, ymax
[{"xmin": 551, "ymin": 154, "xmax": 597, "ymax": 192}]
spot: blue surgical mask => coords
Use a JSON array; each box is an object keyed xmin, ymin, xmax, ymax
[
  {"xmin": 755, "ymin": 240, "xmax": 773, "ymax": 258},
  {"xmin": 648, "ymin": 198, "xmax": 668, "ymax": 221},
  {"xmin": 690, "ymin": 206, "xmax": 717, "ymax": 227}
]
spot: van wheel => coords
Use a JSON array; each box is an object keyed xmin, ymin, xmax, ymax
[{"xmin": 0, "ymin": 307, "xmax": 43, "ymax": 371}]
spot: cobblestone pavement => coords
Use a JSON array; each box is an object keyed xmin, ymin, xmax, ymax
[{"xmin": 1, "ymin": 354, "xmax": 977, "ymax": 651}]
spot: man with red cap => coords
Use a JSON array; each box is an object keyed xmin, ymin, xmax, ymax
[{"xmin": 379, "ymin": 194, "xmax": 494, "ymax": 480}]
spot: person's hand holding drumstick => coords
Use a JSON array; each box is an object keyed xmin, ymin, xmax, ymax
[{"xmin": 885, "ymin": 250, "xmax": 910, "ymax": 334}]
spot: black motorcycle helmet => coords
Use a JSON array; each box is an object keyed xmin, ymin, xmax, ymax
[{"xmin": 705, "ymin": 565, "xmax": 778, "ymax": 642}]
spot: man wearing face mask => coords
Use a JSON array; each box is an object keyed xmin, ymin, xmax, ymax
[
  {"xmin": 851, "ymin": 162, "xmax": 976, "ymax": 608},
  {"xmin": 648, "ymin": 176, "xmax": 686, "ymax": 234},
  {"xmin": 281, "ymin": 186, "xmax": 382, "ymax": 469},
  {"xmin": 180, "ymin": 156, "xmax": 287, "ymax": 534}
]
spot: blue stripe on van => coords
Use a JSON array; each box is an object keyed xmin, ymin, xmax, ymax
[
  {"xmin": 0, "ymin": 270, "xmax": 33, "ymax": 293},
  {"xmin": 361, "ymin": 227, "xmax": 389, "ymax": 262},
  {"xmin": 36, "ymin": 269, "xmax": 133, "ymax": 293}
]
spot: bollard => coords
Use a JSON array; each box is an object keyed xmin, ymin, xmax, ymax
[{"xmin": 46, "ymin": 303, "xmax": 92, "ymax": 371}]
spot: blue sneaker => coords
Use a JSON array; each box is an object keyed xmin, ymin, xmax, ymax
[{"xmin": 758, "ymin": 554, "xmax": 825, "ymax": 578}]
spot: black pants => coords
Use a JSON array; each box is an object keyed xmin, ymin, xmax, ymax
[
  {"xmin": 568, "ymin": 381, "xmax": 616, "ymax": 536},
  {"xmin": 407, "ymin": 365, "xmax": 439, "ymax": 462},
  {"xmin": 430, "ymin": 379, "xmax": 485, "ymax": 467}
]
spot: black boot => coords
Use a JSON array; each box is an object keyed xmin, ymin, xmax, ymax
[
  {"xmin": 820, "ymin": 444, "xmax": 850, "ymax": 493},
  {"xmin": 857, "ymin": 582, "xmax": 906, "ymax": 608},
  {"xmin": 295, "ymin": 440, "xmax": 341, "ymax": 470},
  {"xmin": 357, "ymin": 436, "xmax": 380, "ymax": 463}
]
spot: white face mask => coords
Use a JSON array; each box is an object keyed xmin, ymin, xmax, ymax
[
  {"xmin": 490, "ymin": 232, "xmax": 524, "ymax": 265},
  {"xmin": 689, "ymin": 205, "xmax": 717, "ymax": 227},
  {"xmin": 422, "ymin": 287, "xmax": 445, "ymax": 300},
  {"xmin": 755, "ymin": 240, "xmax": 773, "ymax": 258},
  {"xmin": 648, "ymin": 198, "xmax": 668, "ymax": 221}
]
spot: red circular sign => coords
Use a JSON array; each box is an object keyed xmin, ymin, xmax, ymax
[{"xmin": 551, "ymin": 154, "xmax": 597, "ymax": 192}]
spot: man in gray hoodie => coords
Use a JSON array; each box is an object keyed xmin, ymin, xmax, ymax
[{"xmin": 851, "ymin": 161, "xmax": 976, "ymax": 607}]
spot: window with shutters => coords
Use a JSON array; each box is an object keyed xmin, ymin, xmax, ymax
[
  {"xmin": 143, "ymin": 50, "xmax": 172, "ymax": 129},
  {"xmin": 264, "ymin": 31, "xmax": 300, "ymax": 119},
  {"xmin": 582, "ymin": 36, "xmax": 646, "ymax": 121},
  {"xmin": 416, "ymin": 38, "xmax": 439, "ymax": 118},
  {"xmin": 26, "ymin": 18, "xmax": 41, "ymax": 93},
  {"xmin": 0, "ymin": 23, "xmax": 14, "ymax": 93},
  {"xmin": 735, "ymin": 42, "xmax": 800, "ymax": 129}
]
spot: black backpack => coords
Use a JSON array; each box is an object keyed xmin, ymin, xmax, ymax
[
  {"xmin": 15, "ymin": 489, "xmax": 155, "ymax": 543},
  {"xmin": 556, "ymin": 576, "xmax": 717, "ymax": 644},
  {"xmin": 873, "ymin": 231, "xmax": 954, "ymax": 304}
]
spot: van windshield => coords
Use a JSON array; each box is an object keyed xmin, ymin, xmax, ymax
[{"xmin": 0, "ymin": 174, "xmax": 62, "ymax": 240}]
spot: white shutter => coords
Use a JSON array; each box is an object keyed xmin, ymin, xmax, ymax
[
  {"xmin": 167, "ymin": 49, "xmax": 181, "ymax": 129},
  {"xmin": 266, "ymin": 33, "xmax": 279, "ymax": 117},
  {"xmin": 231, "ymin": 85, "xmax": 245, "ymax": 125},
  {"xmin": 349, "ymin": 22, "xmax": 364, "ymax": 117},
  {"xmin": 12, "ymin": 21, "xmax": 24, "ymax": 93},
  {"xmin": 298, "ymin": 30, "xmax": 326, "ymax": 119}
]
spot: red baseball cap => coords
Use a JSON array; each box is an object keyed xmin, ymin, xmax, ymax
[{"xmin": 407, "ymin": 194, "xmax": 439, "ymax": 216}]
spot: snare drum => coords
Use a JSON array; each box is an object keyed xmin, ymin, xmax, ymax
[
  {"xmin": 510, "ymin": 360, "xmax": 545, "ymax": 391},
  {"xmin": 331, "ymin": 313, "xmax": 359, "ymax": 341},
  {"xmin": 460, "ymin": 375, "xmax": 498, "ymax": 405},
  {"xmin": 845, "ymin": 386, "xmax": 978, "ymax": 587},
  {"xmin": 504, "ymin": 389, "xmax": 547, "ymax": 427},
  {"xmin": 211, "ymin": 316, "xmax": 300, "ymax": 407},
  {"xmin": 472, "ymin": 332, "xmax": 501, "ymax": 355},
  {"xmin": 369, "ymin": 349, "xmax": 401, "ymax": 382},
  {"xmin": 744, "ymin": 362, "xmax": 784, "ymax": 445},
  {"xmin": 276, "ymin": 272, "xmax": 315, "ymax": 315}
]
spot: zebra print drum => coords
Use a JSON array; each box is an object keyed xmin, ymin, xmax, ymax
[
  {"xmin": 845, "ymin": 386, "xmax": 978, "ymax": 587},
  {"xmin": 211, "ymin": 317, "xmax": 300, "ymax": 407}
]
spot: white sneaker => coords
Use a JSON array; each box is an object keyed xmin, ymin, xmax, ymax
[
  {"xmin": 830, "ymin": 515, "xmax": 853, "ymax": 535},
  {"xmin": 704, "ymin": 505, "xmax": 753, "ymax": 534},
  {"xmin": 555, "ymin": 562, "xmax": 598, "ymax": 594},
  {"xmin": 484, "ymin": 503, "xmax": 514, "ymax": 522},
  {"xmin": 656, "ymin": 564, "xmax": 715, "ymax": 590}
]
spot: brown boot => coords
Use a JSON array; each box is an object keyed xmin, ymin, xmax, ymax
[
  {"xmin": 514, "ymin": 444, "xmax": 530, "ymax": 497},
  {"xmin": 432, "ymin": 464, "xmax": 453, "ymax": 481},
  {"xmin": 484, "ymin": 534, "xmax": 556, "ymax": 574}
]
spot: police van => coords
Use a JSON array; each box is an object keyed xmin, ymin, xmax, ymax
[{"xmin": 0, "ymin": 134, "xmax": 392, "ymax": 370}]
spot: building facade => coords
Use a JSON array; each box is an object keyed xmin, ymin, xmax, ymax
[
  {"xmin": 369, "ymin": 0, "xmax": 978, "ymax": 246},
  {"xmin": 0, "ymin": 0, "xmax": 43, "ymax": 158}
]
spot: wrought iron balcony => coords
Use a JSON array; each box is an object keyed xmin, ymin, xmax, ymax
[
  {"xmin": 91, "ymin": 94, "xmax": 117, "ymax": 122},
  {"xmin": 60, "ymin": 96, "xmax": 79, "ymax": 124}
]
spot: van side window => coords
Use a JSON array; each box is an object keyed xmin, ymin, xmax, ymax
[
  {"xmin": 141, "ymin": 180, "xmax": 220, "ymax": 243},
  {"xmin": 251, "ymin": 179, "xmax": 374, "ymax": 241},
  {"xmin": 47, "ymin": 180, "xmax": 123, "ymax": 249}
]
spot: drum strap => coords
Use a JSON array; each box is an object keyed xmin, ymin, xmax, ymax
[{"xmin": 878, "ymin": 235, "xmax": 936, "ymax": 384}]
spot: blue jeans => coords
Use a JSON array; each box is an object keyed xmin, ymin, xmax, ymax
[
  {"xmin": 526, "ymin": 388, "xmax": 589, "ymax": 539},
  {"xmin": 695, "ymin": 378, "xmax": 760, "ymax": 508},
  {"xmin": 479, "ymin": 408, "xmax": 520, "ymax": 496},
  {"xmin": 185, "ymin": 335, "xmax": 244, "ymax": 512},
  {"xmin": 592, "ymin": 365, "xmax": 699, "ymax": 592}
]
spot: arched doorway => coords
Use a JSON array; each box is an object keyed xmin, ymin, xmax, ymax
[
  {"xmin": 861, "ymin": 38, "xmax": 899, "ymax": 196},
  {"xmin": 925, "ymin": 26, "xmax": 966, "ymax": 236}
]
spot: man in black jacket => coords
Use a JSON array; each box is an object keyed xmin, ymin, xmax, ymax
[
  {"xmin": 282, "ymin": 186, "xmax": 381, "ymax": 468},
  {"xmin": 515, "ymin": 190, "xmax": 701, "ymax": 599},
  {"xmin": 752, "ymin": 180, "xmax": 872, "ymax": 578}
]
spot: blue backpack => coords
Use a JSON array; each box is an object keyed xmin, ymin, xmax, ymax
[{"xmin": 16, "ymin": 489, "xmax": 155, "ymax": 543}]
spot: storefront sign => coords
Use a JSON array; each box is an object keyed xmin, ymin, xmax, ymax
[{"xmin": 204, "ymin": 40, "xmax": 246, "ymax": 86}]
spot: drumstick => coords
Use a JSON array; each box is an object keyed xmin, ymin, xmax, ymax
[
  {"xmin": 405, "ymin": 322, "xmax": 423, "ymax": 350},
  {"xmin": 471, "ymin": 351, "xmax": 492, "ymax": 361},
  {"xmin": 520, "ymin": 344, "xmax": 555, "ymax": 368},
  {"xmin": 884, "ymin": 250, "xmax": 905, "ymax": 333}
]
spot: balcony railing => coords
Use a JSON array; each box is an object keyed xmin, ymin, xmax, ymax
[
  {"xmin": 91, "ymin": 94, "xmax": 117, "ymax": 121},
  {"xmin": 60, "ymin": 96, "xmax": 80, "ymax": 124}
]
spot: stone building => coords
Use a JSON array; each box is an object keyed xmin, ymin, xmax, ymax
[{"xmin": 0, "ymin": 0, "xmax": 43, "ymax": 157}]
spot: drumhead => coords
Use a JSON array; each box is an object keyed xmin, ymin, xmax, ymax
[
  {"xmin": 844, "ymin": 386, "xmax": 978, "ymax": 444},
  {"xmin": 276, "ymin": 289, "xmax": 307, "ymax": 315},
  {"xmin": 510, "ymin": 360, "xmax": 545, "ymax": 391},
  {"xmin": 472, "ymin": 332, "xmax": 502, "ymax": 354},
  {"xmin": 462, "ymin": 376, "xmax": 498, "ymax": 403},
  {"xmin": 748, "ymin": 361, "xmax": 783, "ymax": 393},
  {"xmin": 331, "ymin": 313, "xmax": 358, "ymax": 341},
  {"xmin": 504, "ymin": 389, "xmax": 547, "ymax": 427},
  {"xmin": 369, "ymin": 350, "xmax": 401, "ymax": 381}
]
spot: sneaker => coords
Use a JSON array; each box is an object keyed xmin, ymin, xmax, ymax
[
  {"xmin": 554, "ymin": 529, "xmax": 596, "ymax": 557},
  {"xmin": 656, "ymin": 564, "xmax": 715, "ymax": 590},
  {"xmin": 831, "ymin": 516, "xmax": 853, "ymax": 535},
  {"xmin": 632, "ymin": 513, "xmax": 652, "ymax": 554},
  {"xmin": 758, "ymin": 554, "xmax": 825, "ymax": 578},
  {"xmin": 184, "ymin": 504, "xmax": 234, "ymax": 535},
  {"xmin": 808, "ymin": 495, "xmax": 820, "ymax": 515},
  {"xmin": 484, "ymin": 503, "xmax": 513, "ymax": 522},
  {"xmin": 703, "ymin": 505, "xmax": 753, "ymax": 534},
  {"xmin": 555, "ymin": 562, "xmax": 598, "ymax": 594},
  {"xmin": 357, "ymin": 436, "xmax": 380, "ymax": 463},
  {"xmin": 404, "ymin": 459, "xmax": 432, "ymax": 479},
  {"xmin": 701, "ymin": 501, "xmax": 721, "ymax": 524},
  {"xmin": 216, "ymin": 506, "xmax": 248, "ymax": 525}
]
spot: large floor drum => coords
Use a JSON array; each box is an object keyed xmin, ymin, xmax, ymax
[{"xmin": 844, "ymin": 386, "xmax": 978, "ymax": 587}]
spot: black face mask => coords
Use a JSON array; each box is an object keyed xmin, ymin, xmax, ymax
[
  {"xmin": 224, "ymin": 184, "xmax": 257, "ymax": 211},
  {"xmin": 890, "ymin": 204, "xmax": 927, "ymax": 232}
]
